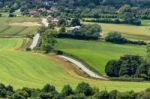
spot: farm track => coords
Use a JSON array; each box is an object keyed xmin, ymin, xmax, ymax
[{"xmin": 41, "ymin": 18, "xmax": 107, "ymax": 79}]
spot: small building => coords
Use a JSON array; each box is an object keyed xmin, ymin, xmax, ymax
[{"xmin": 67, "ymin": 26, "xmax": 81, "ymax": 31}]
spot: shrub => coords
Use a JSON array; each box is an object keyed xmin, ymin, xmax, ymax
[
  {"xmin": 76, "ymin": 82, "xmax": 94, "ymax": 96},
  {"xmin": 105, "ymin": 32, "xmax": 127, "ymax": 44},
  {"xmin": 105, "ymin": 60, "xmax": 120, "ymax": 77},
  {"xmin": 61, "ymin": 85, "xmax": 74, "ymax": 96}
]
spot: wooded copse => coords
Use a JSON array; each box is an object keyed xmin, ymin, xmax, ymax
[{"xmin": 105, "ymin": 45, "xmax": 150, "ymax": 79}]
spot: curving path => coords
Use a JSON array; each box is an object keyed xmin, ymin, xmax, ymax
[
  {"xmin": 38, "ymin": 18, "xmax": 107, "ymax": 79},
  {"xmin": 58, "ymin": 55, "xmax": 107, "ymax": 80},
  {"xmin": 29, "ymin": 18, "xmax": 49, "ymax": 50}
]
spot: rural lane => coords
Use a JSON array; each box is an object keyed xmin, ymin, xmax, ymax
[
  {"xmin": 29, "ymin": 33, "xmax": 40, "ymax": 50},
  {"xmin": 29, "ymin": 18, "xmax": 49, "ymax": 49},
  {"xmin": 37, "ymin": 18, "xmax": 107, "ymax": 80},
  {"xmin": 58, "ymin": 55, "xmax": 106, "ymax": 80}
]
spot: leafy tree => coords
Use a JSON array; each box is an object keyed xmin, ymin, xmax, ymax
[
  {"xmin": 39, "ymin": 92, "xmax": 53, "ymax": 99},
  {"xmin": 58, "ymin": 18, "xmax": 67, "ymax": 26},
  {"xmin": 119, "ymin": 55, "xmax": 142, "ymax": 76},
  {"xmin": 11, "ymin": 93, "xmax": 26, "ymax": 99},
  {"xmin": 94, "ymin": 90, "xmax": 110, "ymax": 99},
  {"xmin": 76, "ymin": 82, "xmax": 94, "ymax": 96},
  {"xmin": 42, "ymin": 84, "xmax": 56, "ymax": 93},
  {"xmin": 105, "ymin": 32, "xmax": 127, "ymax": 44},
  {"xmin": 105, "ymin": 60, "xmax": 120, "ymax": 77},
  {"xmin": 40, "ymin": 29, "xmax": 57, "ymax": 53},
  {"xmin": 109, "ymin": 90, "xmax": 118, "ymax": 99},
  {"xmin": 71, "ymin": 18, "xmax": 81, "ymax": 26},
  {"xmin": 61, "ymin": 85, "xmax": 74, "ymax": 96}
]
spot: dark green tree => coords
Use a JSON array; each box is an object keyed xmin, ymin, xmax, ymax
[
  {"xmin": 105, "ymin": 60, "xmax": 120, "ymax": 77},
  {"xmin": 76, "ymin": 82, "xmax": 94, "ymax": 96},
  {"xmin": 61, "ymin": 85, "xmax": 74, "ymax": 96}
]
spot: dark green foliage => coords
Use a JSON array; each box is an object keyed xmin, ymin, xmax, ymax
[
  {"xmin": 119, "ymin": 55, "xmax": 142, "ymax": 76},
  {"xmin": 105, "ymin": 60, "xmax": 120, "ymax": 77},
  {"xmin": 58, "ymin": 18, "xmax": 67, "ymax": 26},
  {"xmin": 39, "ymin": 92, "xmax": 53, "ymax": 99},
  {"xmin": 39, "ymin": 29, "xmax": 57, "ymax": 53},
  {"xmin": 105, "ymin": 55, "xmax": 146, "ymax": 78},
  {"xmin": 71, "ymin": 18, "xmax": 81, "ymax": 26},
  {"xmin": 0, "ymin": 83, "xmax": 14, "ymax": 98},
  {"xmin": 10, "ymin": 93, "xmax": 26, "ymax": 99},
  {"xmin": 76, "ymin": 82, "xmax": 94, "ymax": 96},
  {"xmin": 109, "ymin": 90, "xmax": 118, "ymax": 99},
  {"xmin": 58, "ymin": 24, "xmax": 102, "ymax": 40},
  {"xmin": 94, "ymin": 90, "xmax": 110, "ymax": 99},
  {"xmin": 105, "ymin": 32, "xmax": 127, "ymax": 44},
  {"xmin": 61, "ymin": 85, "xmax": 74, "ymax": 96},
  {"xmin": 42, "ymin": 84, "xmax": 56, "ymax": 93},
  {"xmin": 117, "ymin": 91, "xmax": 137, "ymax": 99},
  {"xmin": 105, "ymin": 32, "xmax": 146, "ymax": 45},
  {"xmin": 0, "ymin": 82, "xmax": 149, "ymax": 99}
]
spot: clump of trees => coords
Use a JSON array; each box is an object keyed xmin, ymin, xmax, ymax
[
  {"xmin": 38, "ymin": 27, "xmax": 57, "ymax": 53},
  {"xmin": 0, "ymin": 82, "xmax": 150, "ymax": 99},
  {"xmin": 105, "ymin": 44, "xmax": 150, "ymax": 79},
  {"xmin": 58, "ymin": 24, "xmax": 102, "ymax": 40},
  {"xmin": 105, "ymin": 32, "xmax": 146, "ymax": 45}
]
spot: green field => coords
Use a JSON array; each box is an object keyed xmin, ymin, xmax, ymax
[
  {"xmin": 55, "ymin": 39, "xmax": 146, "ymax": 75},
  {"xmin": 0, "ymin": 17, "xmax": 149, "ymax": 92},
  {"xmin": 1, "ymin": 38, "xmax": 150, "ymax": 92},
  {"xmin": 83, "ymin": 21, "xmax": 150, "ymax": 42},
  {"xmin": 0, "ymin": 17, "xmax": 40, "ymax": 37}
]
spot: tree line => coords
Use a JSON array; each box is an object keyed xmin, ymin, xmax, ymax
[
  {"xmin": 105, "ymin": 32, "xmax": 146, "ymax": 45},
  {"xmin": 1, "ymin": 82, "xmax": 150, "ymax": 99}
]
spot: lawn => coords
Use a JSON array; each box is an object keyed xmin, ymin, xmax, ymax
[
  {"xmin": 55, "ymin": 39, "xmax": 146, "ymax": 75},
  {"xmin": 0, "ymin": 38, "xmax": 150, "ymax": 92},
  {"xmin": 0, "ymin": 17, "xmax": 40, "ymax": 37},
  {"xmin": 83, "ymin": 21, "xmax": 150, "ymax": 42}
]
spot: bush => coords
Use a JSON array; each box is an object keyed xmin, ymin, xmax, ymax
[
  {"xmin": 57, "ymin": 24, "xmax": 102, "ymax": 40},
  {"xmin": 105, "ymin": 32, "xmax": 146, "ymax": 45},
  {"xmin": 94, "ymin": 90, "xmax": 110, "ymax": 99},
  {"xmin": 76, "ymin": 82, "xmax": 94, "ymax": 96},
  {"xmin": 105, "ymin": 32, "xmax": 127, "ymax": 44},
  {"xmin": 105, "ymin": 55, "xmax": 144, "ymax": 78},
  {"xmin": 42, "ymin": 84, "xmax": 56, "ymax": 93},
  {"xmin": 105, "ymin": 60, "xmax": 120, "ymax": 77},
  {"xmin": 61, "ymin": 85, "xmax": 74, "ymax": 96}
]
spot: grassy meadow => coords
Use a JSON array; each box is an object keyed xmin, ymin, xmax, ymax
[
  {"xmin": 0, "ymin": 17, "xmax": 40, "ymax": 37},
  {"xmin": 0, "ymin": 17, "xmax": 149, "ymax": 92},
  {"xmin": 1, "ymin": 38, "xmax": 150, "ymax": 92},
  {"xmin": 83, "ymin": 21, "xmax": 150, "ymax": 42},
  {"xmin": 55, "ymin": 39, "xmax": 146, "ymax": 75}
]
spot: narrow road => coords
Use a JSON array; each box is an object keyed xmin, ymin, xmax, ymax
[
  {"xmin": 29, "ymin": 18, "xmax": 48, "ymax": 49},
  {"xmin": 38, "ymin": 18, "xmax": 107, "ymax": 80},
  {"xmin": 29, "ymin": 33, "xmax": 40, "ymax": 50},
  {"xmin": 58, "ymin": 55, "xmax": 106, "ymax": 80}
]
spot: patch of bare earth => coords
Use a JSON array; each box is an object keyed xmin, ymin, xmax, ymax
[{"xmin": 9, "ymin": 22, "xmax": 41, "ymax": 27}]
